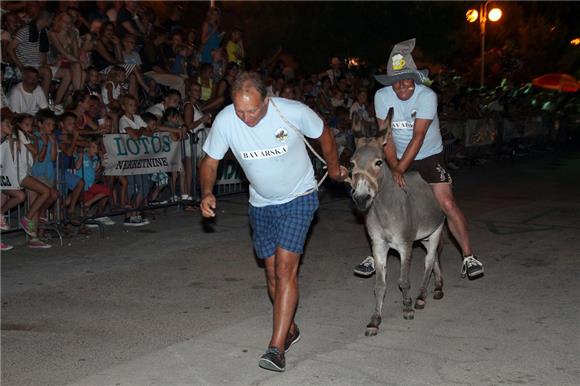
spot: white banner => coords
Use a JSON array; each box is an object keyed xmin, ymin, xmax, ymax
[
  {"xmin": 0, "ymin": 141, "xmax": 20, "ymax": 190},
  {"xmin": 103, "ymin": 133, "xmax": 183, "ymax": 176}
]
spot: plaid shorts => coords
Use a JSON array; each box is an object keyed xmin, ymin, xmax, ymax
[{"xmin": 249, "ymin": 192, "xmax": 319, "ymax": 259}]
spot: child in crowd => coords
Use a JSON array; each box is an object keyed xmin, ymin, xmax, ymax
[
  {"xmin": 146, "ymin": 89, "xmax": 182, "ymax": 119},
  {"xmin": 1, "ymin": 113, "xmax": 27, "ymax": 250},
  {"xmin": 85, "ymin": 66, "xmax": 102, "ymax": 97},
  {"xmin": 30, "ymin": 110, "xmax": 61, "ymax": 231},
  {"xmin": 102, "ymin": 65, "xmax": 125, "ymax": 113},
  {"xmin": 160, "ymin": 107, "xmax": 188, "ymax": 202},
  {"xmin": 118, "ymin": 95, "xmax": 150, "ymax": 226},
  {"xmin": 4, "ymin": 114, "xmax": 57, "ymax": 248},
  {"xmin": 70, "ymin": 90, "xmax": 99, "ymax": 133},
  {"xmin": 141, "ymin": 113, "xmax": 168, "ymax": 206},
  {"xmin": 56, "ymin": 112, "xmax": 87, "ymax": 227},
  {"xmin": 171, "ymin": 44, "xmax": 192, "ymax": 78},
  {"xmin": 121, "ymin": 34, "xmax": 154, "ymax": 97},
  {"xmin": 74, "ymin": 138, "xmax": 114, "ymax": 226}
]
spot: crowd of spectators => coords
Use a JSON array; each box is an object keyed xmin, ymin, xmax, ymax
[{"xmin": 0, "ymin": 1, "xmax": 379, "ymax": 251}]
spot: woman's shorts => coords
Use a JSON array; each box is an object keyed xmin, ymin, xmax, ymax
[
  {"xmin": 408, "ymin": 152, "xmax": 452, "ymax": 184},
  {"xmin": 83, "ymin": 183, "xmax": 111, "ymax": 202},
  {"xmin": 249, "ymin": 191, "xmax": 319, "ymax": 259}
]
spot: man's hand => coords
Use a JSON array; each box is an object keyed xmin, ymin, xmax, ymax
[
  {"xmin": 200, "ymin": 193, "xmax": 217, "ymax": 218},
  {"xmin": 329, "ymin": 165, "xmax": 349, "ymax": 182},
  {"xmin": 391, "ymin": 165, "xmax": 406, "ymax": 188}
]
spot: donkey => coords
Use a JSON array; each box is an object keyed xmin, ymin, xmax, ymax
[{"xmin": 348, "ymin": 109, "xmax": 445, "ymax": 336}]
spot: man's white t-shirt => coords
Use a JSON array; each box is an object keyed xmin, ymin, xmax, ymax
[
  {"xmin": 374, "ymin": 84, "xmax": 442, "ymax": 160},
  {"xmin": 8, "ymin": 83, "xmax": 49, "ymax": 115},
  {"xmin": 119, "ymin": 114, "xmax": 147, "ymax": 134},
  {"xmin": 203, "ymin": 97, "xmax": 323, "ymax": 207}
]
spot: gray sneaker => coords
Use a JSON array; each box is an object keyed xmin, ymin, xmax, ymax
[
  {"xmin": 259, "ymin": 347, "xmax": 285, "ymax": 372},
  {"xmin": 461, "ymin": 256, "xmax": 484, "ymax": 279},
  {"xmin": 354, "ymin": 256, "xmax": 375, "ymax": 276}
]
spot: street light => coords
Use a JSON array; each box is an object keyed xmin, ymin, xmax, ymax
[{"xmin": 467, "ymin": 1, "xmax": 503, "ymax": 88}]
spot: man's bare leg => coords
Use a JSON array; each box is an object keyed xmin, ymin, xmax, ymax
[
  {"xmin": 264, "ymin": 247, "xmax": 300, "ymax": 351},
  {"xmin": 431, "ymin": 183, "xmax": 472, "ymax": 256}
]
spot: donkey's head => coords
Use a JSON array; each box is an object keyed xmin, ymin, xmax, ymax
[{"xmin": 349, "ymin": 108, "xmax": 394, "ymax": 212}]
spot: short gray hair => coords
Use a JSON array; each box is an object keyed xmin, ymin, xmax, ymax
[{"xmin": 231, "ymin": 72, "xmax": 267, "ymax": 100}]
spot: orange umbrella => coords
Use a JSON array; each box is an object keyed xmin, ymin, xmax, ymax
[{"xmin": 532, "ymin": 73, "xmax": 580, "ymax": 93}]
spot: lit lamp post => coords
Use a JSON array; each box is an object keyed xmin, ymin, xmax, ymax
[{"xmin": 466, "ymin": 2, "xmax": 503, "ymax": 88}]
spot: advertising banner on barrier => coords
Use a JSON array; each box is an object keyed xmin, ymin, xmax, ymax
[
  {"xmin": 0, "ymin": 141, "xmax": 20, "ymax": 190},
  {"xmin": 102, "ymin": 133, "xmax": 182, "ymax": 176},
  {"xmin": 216, "ymin": 157, "xmax": 245, "ymax": 185}
]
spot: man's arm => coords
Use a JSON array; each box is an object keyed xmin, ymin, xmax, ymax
[
  {"xmin": 396, "ymin": 118, "xmax": 431, "ymax": 173},
  {"xmin": 199, "ymin": 155, "xmax": 220, "ymax": 218},
  {"xmin": 382, "ymin": 118, "xmax": 431, "ymax": 187},
  {"xmin": 317, "ymin": 125, "xmax": 347, "ymax": 181}
]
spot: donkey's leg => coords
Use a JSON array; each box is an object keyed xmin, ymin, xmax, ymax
[
  {"xmin": 433, "ymin": 236, "xmax": 445, "ymax": 300},
  {"xmin": 396, "ymin": 243, "xmax": 414, "ymax": 320},
  {"xmin": 366, "ymin": 239, "xmax": 388, "ymax": 336},
  {"xmin": 416, "ymin": 224, "xmax": 444, "ymax": 309}
]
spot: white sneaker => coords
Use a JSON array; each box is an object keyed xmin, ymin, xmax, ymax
[
  {"xmin": 95, "ymin": 216, "xmax": 115, "ymax": 225},
  {"xmin": 461, "ymin": 255, "xmax": 484, "ymax": 279},
  {"xmin": 137, "ymin": 216, "xmax": 150, "ymax": 225},
  {"xmin": 180, "ymin": 194, "xmax": 190, "ymax": 201},
  {"xmin": 353, "ymin": 256, "xmax": 375, "ymax": 276},
  {"xmin": 124, "ymin": 216, "xmax": 147, "ymax": 227}
]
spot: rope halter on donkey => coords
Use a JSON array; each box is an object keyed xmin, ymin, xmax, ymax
[{"xmin": 346, "ymin": 107, "xmax": 395, "ymax": 189}]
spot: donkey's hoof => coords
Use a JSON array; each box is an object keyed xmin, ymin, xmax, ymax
[
  {"xmin": 433, "ymin": 290, "xmax": 444, "ymax": 300},
  {"xmin": 403, "ymin": 310, "xmax": 415, "ymax": 320},
  {"xmin": 365, "ymin": 327, "xmax": 379, "ymax": 336},
  {"xmin": 414, "ymin": 298, "xmax": 426, "ymax": 309}
]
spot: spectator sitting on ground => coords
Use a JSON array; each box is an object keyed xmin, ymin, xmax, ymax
[{"xmin": 7, "ymin": 66, "xmax": 48, "ymax": 115}]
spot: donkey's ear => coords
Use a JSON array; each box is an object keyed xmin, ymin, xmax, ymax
[{"xmin": 377, "ymin": 107, "xmax": 394, "ymax": 146}]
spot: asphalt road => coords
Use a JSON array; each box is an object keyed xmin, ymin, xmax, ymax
[{"xmin": 2, "ymin": 151, "xmax": 579, "ymax": 386}]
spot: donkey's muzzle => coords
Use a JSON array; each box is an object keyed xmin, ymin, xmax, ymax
[{"xmin": 352, "ymin": 193, "xmax": 372, "ymax": 212}]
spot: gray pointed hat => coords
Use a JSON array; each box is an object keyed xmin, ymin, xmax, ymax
[{"xmin": 374, "ymin": 38, "xmax": 429, "ymax": 86}]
